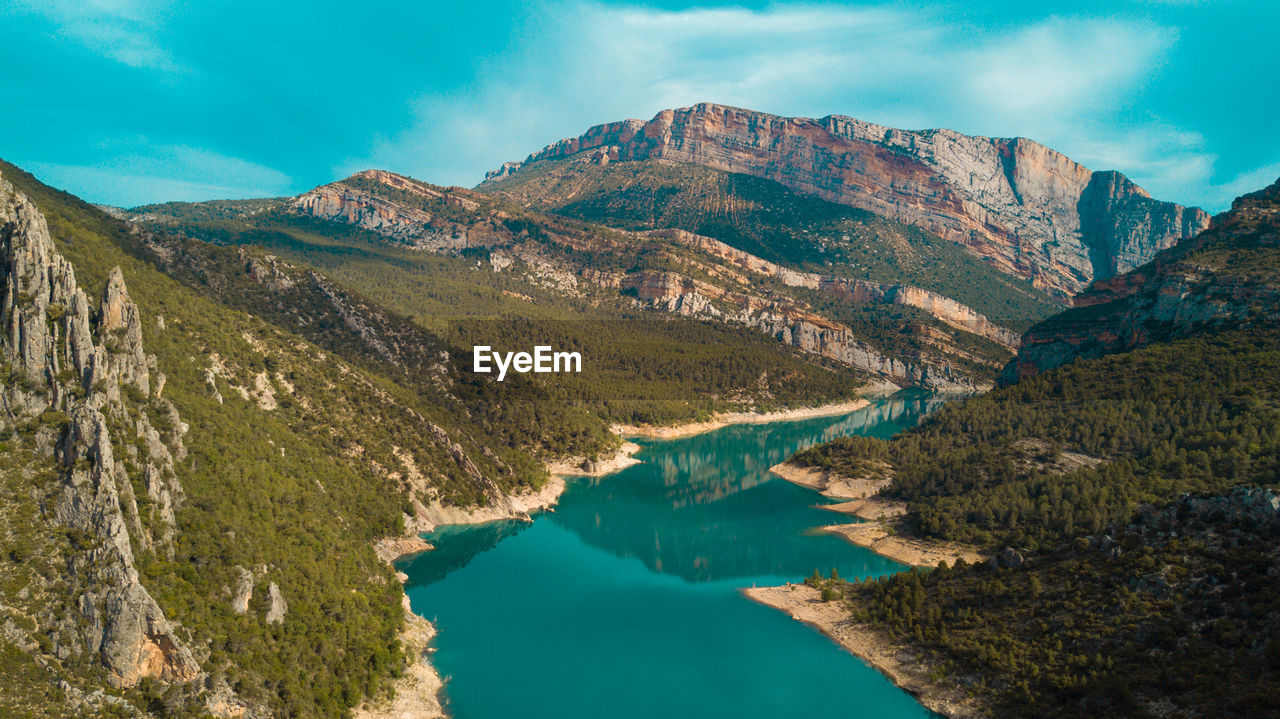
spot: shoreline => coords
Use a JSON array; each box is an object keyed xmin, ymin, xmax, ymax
[
  {"xmin": 358, "ymin": 439, "xmax": 648, "ymax": 718},
  {"xmin": 614, "ymin": 397, "xmax": 872, "ymax": 440},
  {"xmin": 352, "ymin": 591, "xmax": 446, "ymax": 719},
  {"xmin": 364, "ymin": 398, "xmax": 884, "ymax": 718},
  {"xmin": 743, "ymin": 584, "xmax": 987, "ymax": 719},
  {"xmin": 820, "ymin": 523, "xmax": 988, "ymax": 568},
  {"xmin": 770, "ymin": 460, "xmax": 987, "ymax": 568}
]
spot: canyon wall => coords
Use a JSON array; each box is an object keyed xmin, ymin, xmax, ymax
[{"xmin": 1002, "ymin": 177, "xmax": 1280, "ymax": 384}]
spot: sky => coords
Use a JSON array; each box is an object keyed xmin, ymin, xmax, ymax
[{"xmin": 1, "ymin": 1, "xmax": 1276, "ymax": 211}]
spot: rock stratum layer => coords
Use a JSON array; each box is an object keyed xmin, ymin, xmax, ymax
[
  {"xmin": 485, "ymin": 103, "xmax": 1209, "ymax": 295},
  {"xmin": 1003, "ymin": 176, "xmax": 1280, "ymax": 383}
]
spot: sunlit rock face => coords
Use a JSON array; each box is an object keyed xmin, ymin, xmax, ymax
[
  {"xmin": 1001, "ymin": 177, "xmax": 1280, "ymax": 384},
  {"xmin": 488, "ymin": 103, "xmax": 1209, "ymax": 296}
]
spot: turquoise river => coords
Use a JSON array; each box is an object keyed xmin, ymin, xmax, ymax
[{"xmin": 399, "ymin": 395, "xmax": 946, "ymax": 718}]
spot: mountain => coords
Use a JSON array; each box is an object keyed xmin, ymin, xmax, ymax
[
  {"xmin": 1004, "ymin": 177, "xmax": 1280, "ymax": 383},
  {"xmin": 780, "ymin": 176, "xmax": 1280, "ymax": 716},
  {"xmin": 477, "ymin": 154, "xmax": 1061, "ymax": 330},
  {"xmin": 129, "ymin": 168, "xmax": 1023, "ymax": 391},
  {"xmin": 482, "ymin": 103, "xmax": 1209, "ymax": 296}
]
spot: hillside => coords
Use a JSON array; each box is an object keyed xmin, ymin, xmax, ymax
[
  {"xmin": 478, "ymin": 157, "xmax": 1061, "ymax": 330},
  {"xmin": 0, "ymin": 158, "xmax": 709, "ymax": 716},
  {"xmin": 129, "ymin": 168, "xmax": 1021, "ymax": 391},
  {"xmin": 482, "ymin": 103, "xmax": 1209, "ymax": 296},
  {"xmin": 781, "ymin": 177, "xmax": 1280, "ymax": 716}
]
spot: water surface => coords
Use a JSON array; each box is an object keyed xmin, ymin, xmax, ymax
[{"xmin": 400, "ymin": 396, "xmax": 944, "ymax": 718}]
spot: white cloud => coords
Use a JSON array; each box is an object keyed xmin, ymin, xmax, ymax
[
  {"xmin": 1201, "ymin": 160, "xmax": 1280, "ymax": 210},
  {"xmin": 17, "ymin": 0, "xmax": 181, "ymax": 72},
  {"xmin": 349, "ymin": 2, "xmax": 1220, "ymax": 208},
  {"xmin": 28, "ymin": 144, "xmax": 293, "ymax": 207}
]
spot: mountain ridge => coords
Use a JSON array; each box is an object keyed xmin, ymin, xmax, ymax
[
  {"xmin": 131, "ymin": 168, "xmax": 1021, "ymax": 390},
  {"xmin": 483, "ymin": 103, "xmax": 1209, "ymax": 296}
]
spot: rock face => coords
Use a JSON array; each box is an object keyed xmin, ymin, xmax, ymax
[
  {"xmin": 1002, "ymin": 177, "xmax": 1280, "ymax": 383},
  {"xmin": 620, "ymin": 268, "xmax": 978, "ymax": 391},
  {"xmin": 291, "ymin": 169, "xmax": 502, "ymax": 251},
  {"xmin": 486, "ymin": 103, "xmax": 1209, "ymax": 295},
  {"xmin": 0, "ymin": 169, "xmax": 200, "ymax": 687},
  {"xmin": 651, "ymin": 228, "xmax": 1020, "ymax": 349}
]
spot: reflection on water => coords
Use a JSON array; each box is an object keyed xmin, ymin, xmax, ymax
[
  {"xmin": 405, "ymin": 394, "xmax": 945, "ymax": 587},
  {"xmin": 547, "ymin": 395, "xmax": 945, "ymax": 582},
  {"xmin": 397, "ymin": 519, "xmax": 530, "ymax": 586}
]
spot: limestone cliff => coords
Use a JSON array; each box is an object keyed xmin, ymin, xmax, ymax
[
  {"xmin": 0, "ymin": 169, "xmax": 200, "ymax": 688},
  {"xmin": 485, "ymin": 103, "xmax": 1209, "ymax": 295},
  {"xmin": 649, "ymin": 228, "xmax": 1020, "ymax": 349},
  {"xmin": 1002, "ymin": 177, "xmax": 1280, "ymax": 384}
]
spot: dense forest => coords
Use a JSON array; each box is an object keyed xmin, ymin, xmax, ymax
[
  {"xmin": 794, "ymin": 326, "xmax": 1280, "ymax": 549},
  {"xmin": 789, "ymin": 177, "xmax": 1280, "ymax": 717},
  {"xmin": 840, "ymin": 486, "xmax": 1280, "ymax": 717}
]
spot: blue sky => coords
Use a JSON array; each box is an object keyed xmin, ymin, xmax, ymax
[{"xmin": 1, "ymin": 1, "xmax": 1276, "ymax": 210}]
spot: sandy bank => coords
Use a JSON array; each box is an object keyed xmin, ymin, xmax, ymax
[
  {"xmin": 545, "ymin": 441, "xmax": 643, "ymax": 477},
  {"xmin": 823, "ymin": 523, "xmax": 988, "ymax": 568},
  {"xmin": 768, "ymin": 460, "xmax": 891, "ymax": 501},
  {"xmin": 614, "ymin": 398, "xmax": 871, "ymax": 440},
  {"xmin": 743, "ymin": 584, "xmax": 987, "ymax": 718},
  {"xmin": 770, "ymin": 461, "xmax": 986, "ymax": 568},
  {"xmin": 406, "ymin": 441, "xmax": 644, "ymax": 535}
]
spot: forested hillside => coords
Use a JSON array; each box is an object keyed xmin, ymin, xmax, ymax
[{"xmin": 788, "ymin": 178, "xmax": 1280, "ymax": 717}]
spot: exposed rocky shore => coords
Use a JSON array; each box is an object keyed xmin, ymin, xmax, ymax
[
  {"xmin": 743, "ymin": 585, "xmax": 987, "ymax": 718},
  {"xmin": 769, "ymin": 461, "xmax": 987, "ymax": 567},
  {"xmin": 614, "ymin": 398, "xmax": 872, "ymax": 440}
]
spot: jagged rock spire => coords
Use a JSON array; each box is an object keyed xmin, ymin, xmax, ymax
[{"xmin": 0, "ymin": 169, "xmax": 200, "ymax": 688}]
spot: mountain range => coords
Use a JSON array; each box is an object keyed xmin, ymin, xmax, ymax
[{"xmin": 485, "ymin": 103, "xmax": 1209, "ymax": 296}]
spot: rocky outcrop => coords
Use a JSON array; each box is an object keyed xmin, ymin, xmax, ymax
[
  {"xmin": 264, "ymin": 583, "xmax": 287, "ymax": 624},
  {"xmin": 649, "ymin": 228, "xmax": 1020, "ymax": 349},
  {"xmin": 1, "ymin": 169, "xmax": 201, "ymax": 688},
  {"xmin": 622, "ymin": 269, "xmax": 982, "ymax": 391},
  {"xmin": 1002, "ymin": 177, "xmax": 1280, "ymax": 383},
  {"xmin": 486, "ymin": 103, "xmax": 1209, "ymax": 295},
  {"xmin": 291, "ymin": 170, "xmax": 501, "ymax": 251},
  {"xmin": 285, "ymin": 170, "xmax": 1002, "ymax": 389}
]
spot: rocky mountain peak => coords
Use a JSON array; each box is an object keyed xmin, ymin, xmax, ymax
[
  {"xmin": 485, "ymin": 103, "xmax": 1210, "ymax": 296},
  {"xmin": 1001, "ymin": 175, "xmax": 1280, "ymax": 384}
]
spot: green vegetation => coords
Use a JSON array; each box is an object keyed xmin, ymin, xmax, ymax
[
  {"xmin": 481, "ymin": 157, "xmax": 1063, "ymax": 330},
  {"xmin": 842, "ymin": 491, "xmax": 1280, "ymax": 717},
  {"xmin": 129, "ymin": 185, "xmax": 870, "ymax": 427},
  {"xmin": 788, "ymin": 178, "xmax": 1280, "ymax": 718},
  {"xmin": 2, "ymin": 160, "xmax": 510, "ymax": 716},
  {"xmin": 795, "ymin": 327, "xmax": 1280, "ymax": 549},
  {"xmin": 0, "ymin": 155, "xmax": 875, "ymax": 716}
]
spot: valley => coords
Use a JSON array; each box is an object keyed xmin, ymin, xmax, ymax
[{"xmin": 0, "ymin": 91, "xmax": 1272, "ymax": 719}]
